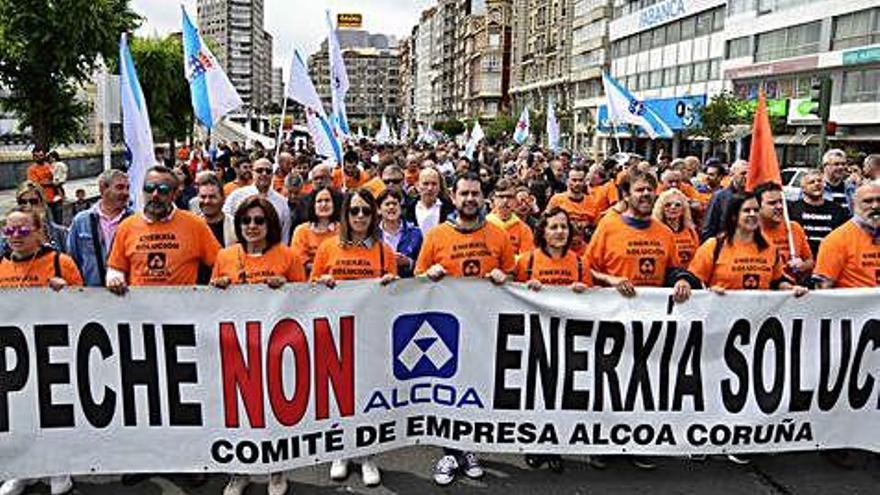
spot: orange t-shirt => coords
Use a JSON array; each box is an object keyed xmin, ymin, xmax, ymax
[
  {"xmin": 547, "ymin": 192, "xmax": 597, "ymax": 227},
  {"xmin": 689, "ymin": 237, "xmax": 783, "ymax": 290},
  {"xmin": 272, "ymin": 174, "xmax": 287, "ymax": 195},
  {"xmin": 223, "ymin": 180, "xmax": 251, "ymax": 197},
  {"xmin": 211, "ymin": 243, "xmax": 306, "ymax": 284},
  {"xmin": 670, "ymin": 226, "xmax": 700, "ymax": 267},
  {"xmin": 762, "ymin": 220, "xmax": 813, "ymax": 280},
  {"xmin": 290, "ymin": 223, "xmax": 338, "ymax": 266},
  {"xmin": 415, "ymin": 222, "xmax": 516, "ymax": 277},
  {"xmin": 310, "ymin": 236, "xmax": 397, "ymax": 280},
  {"xmin": 0, "ymin": 250, "xmax": 83, "ymax": 287},
  {"xmin": 814, "ymin": 221, "xmax": 880, "ymax": 288},
  {"xmin": 331, "ymin": 168, "xmax": 367, "ymax": 191},
  {"xmin": 107, "ymin": 211, "xmax": 221, "ymax": 286},
  {"xmin": 27, "ymin": 163, "xmax": 57, "ymax": 202},
  {"xmin": 487, "ymin": 213, "xmax": 535, "ymax": 256},
  {"xmin": 587, "ymin": 214, "xmax": 681, "ymax": 287},
  {"xmin": 514, "ymin": 249, "xmax": 592, "ymax": 286},
  {"xmin": 361, "ymin": 176, "xmax": 386, "ymax": 198}
]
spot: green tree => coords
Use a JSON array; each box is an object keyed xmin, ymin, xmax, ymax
[
  {"xmin": 687, "ymin": 90, "xmax": 746, "ymax": 149},
  {"xmin": 485, "ymin": 113, "xmax": 516, "ymax": 141},
  {"xmin": 0, "ymin": 0, "xmax": 140, "ymax": 148},
  {"xmin": 434, "ymin": 119, "xmax": 465, "ymax": 137}
]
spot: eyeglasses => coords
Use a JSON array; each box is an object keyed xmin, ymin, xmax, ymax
[
  {"xmin": 253, "ymin": 168, "xmax": 272, "ymax": 175},
  {"xmin": 664, "ymin": 202, "xmax": 683, "ymax": 208},
  {"xmin": 383, "ymin": 178, "xmax": 403, "ymax": 185},
  {"xmin": 349, "ymin": 206, "xmax": 373, "ymax": 217},
  {"xmin": 143, "ymin": 183, "xmax": 173, "ymax": 195},
  {"xmin": 3, "ymin": 226, "xmax": 33, "ymax": 237},
  {"xmin": 16, "ymin": 197, "xmax": 41, "ymax": 206},
  {"xmin": 241, "ymin": 215, "xmax": 266, "ymax": 226}
]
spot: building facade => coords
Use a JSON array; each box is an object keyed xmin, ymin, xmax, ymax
[
  {"xmin": 458, "ymin": 0, "xmax": 514, "ymax": 119},
  {"xmin": 571, "ymin": 0, "xmax": 612, "ymax": 152},
  {"xmin": 414, "ymin": 9, "xmax": 438, "ymax": 122},
  {"xmin": 399, "ymin": 35, "xmax": 417, "ymax": 127},
  {"xmin": 197, "ymin": 0, "xmax": 274, "ymax": 111}
]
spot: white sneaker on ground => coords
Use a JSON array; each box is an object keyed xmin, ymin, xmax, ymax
[
  {"xmin": 330, "ymin": 459, "xmax": 350, "ymax": 481},
  {"xmin": 268, "ymin": 472, "xmax": 288, "ymax": 495},
  {"xmin": 0, "ymin": 479, "xmax": 35, "ymax": 495},
  {"xmin": 460, "ymin": 451, "xmax": 484, "ymax": 479},
  {"xmin": 433, "ymin": 455, "xmax": 459, "ymax": 486},
  {"xmin": 726, "ymin": 454, "xmax": 751, "ymax": 465},
  {"xmin": 50, "ymin": 475, "xmax": 73, "ymax": 495},
  {"xmin": 361, "ymin": 457, "xmax": 381, "ymax": 487},
  {"xmin": 222, "ymin": 474, "xmax": 250, "ymax": 495}
]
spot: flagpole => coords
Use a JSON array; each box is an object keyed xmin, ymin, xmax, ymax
[
  {"xmin": 274, "ymin": 93, "xmax": 290, "ymax": 165},
  {"xmin": 781, "ymin": 197, "xmax": 798, "ymax": 265}
]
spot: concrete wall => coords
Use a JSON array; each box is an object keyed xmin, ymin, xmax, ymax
[{"xmin": 0, "ymin": 153, "xmax": 125, "ymax": 190}]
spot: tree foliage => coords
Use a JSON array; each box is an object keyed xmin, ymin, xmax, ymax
[
  {"xmin": 687, "ymin": 90, "xmax": 745, "ymax": 146},
  {"xmin": 0, "ymin": 0, "xmax": 140, "ymax": 148},
  {"xmin": 485, "ymin": 113, "xmax": 516, "ymax": 141},
  {"xmin": 433, "ymin": 118, "xmax": 465, "ymax": 137}
]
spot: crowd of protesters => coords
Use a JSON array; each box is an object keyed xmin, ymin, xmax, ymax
[{"xmin": 0, "ymin": 137, "xmax": 878, "ymax": 495}]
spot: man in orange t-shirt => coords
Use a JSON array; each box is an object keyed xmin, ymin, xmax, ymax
[
  {"xmin": 814, "ymin": 181, "xmax": 880, "ymax": 288},
  {"xmin": 487, "ymin": 179, "xmax": 534, "ymax": 256},
  {"xmin": 106, "ymin": 166, "xmax": 221, "ymax": 292},
  {"xmin": 588, "ymin": 170, "xmax": 693, "ymax": 303},
  {"xmin": 223, "ymin": 154, "xmax": 253, "ymax": 196},
  {"xmin": 272, "ymin": 152, "xmax": 294, "ymax": 195},
  {"xmin": 547, "ymin": 165, "xmax": 597, "ymax": 226},
  {"xmin": 27, "ymin": 147, "xmax": 58, "ymax": 203},
  {"xmin": 754, "ymin": 181, "xmax": 814, "ymax": 281}
]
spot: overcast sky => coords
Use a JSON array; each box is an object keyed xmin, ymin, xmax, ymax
[{"xmin": 132, "ymin": 0, "xmax": 433, "ymax": 73}]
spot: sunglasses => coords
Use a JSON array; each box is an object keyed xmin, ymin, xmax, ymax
[
  {"xmin": 3, "ymin": 226, "xmax": 33, "ymax": 237},
  {"xmin": 253, "ymin": 168, "xmax": 272, "ymax": 175},
  {"xmin": 17, "ymin": 197, "xmax": 41, "ymax": 206},
  {"xmin": 664, "ymin": 202, "xmax": 683, "ymax": 208},
  {"xmin": 383, "ymin": 178, "xmax": 403, "ymax": 185},
  {"xmin": 241, "ymin": 215, "xmax": 266, "ymax": 226},
  {"xmin": 143, "ymin": 183, "xmax": 173, "ymax": 195},
  {"xmin": 349, "ymin": 206, "xmax": 373, "ymax": 217}
]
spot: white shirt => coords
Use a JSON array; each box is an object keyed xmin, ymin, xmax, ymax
[
  {"xmin": 222, "ymin": 185, "xmax": 292, "ymax": 244},
  {"xmin": 381, "ymin": 222, "xmax": 403, "ymax": 252},
  {"xmin": 415, "ymin": 199, "xmax": 442, "ymax": 236}
]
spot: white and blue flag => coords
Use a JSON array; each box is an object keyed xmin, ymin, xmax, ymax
[
  {"xmin": 182, "ymin": 7, "xmax": 243, "ymax": 130},
  {"xmin": 465, "ymin": 120, "xmax": 484, "ymax": 160},
  {"xmin": 119, "ymin": 33, "xmax": 155, "ymax": 212},
  {"xmin": 376, "ymin": 115, "xmax": 391, "ymax": 144},
  {"xmin": 546, "ymin": 98, "xmax": 560, "ymax": 152},
  {"xmin": 513, "ymin": 106, "xmax": 530, "ymax": 145},
  {"xmin": 602, "ymin": 71, "xmax": 673, "ymax": 139},
  {"xmin": 287, "ymin": 50, "xmax": 342, "ymax": 164},
  {"xmin": 326, "ymin": 10, "xmax": 351, "ymax": 137}
]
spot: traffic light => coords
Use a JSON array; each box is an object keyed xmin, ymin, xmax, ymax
[{"xmin": 808, "ymin": 77, "xmax": 832, "ymax": 122}]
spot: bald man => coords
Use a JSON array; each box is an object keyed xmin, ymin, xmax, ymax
[
  {"xmin": 814, "ymin": 181, "xmax": 880, "ymax": 288},
  {"xmin": 403, "ymin": 167, "xmax": 455, "ymax": 237},
  {"xmin": 701, "ymin": 159, "xmax": 748, "ymax": 240},
  {"xmin": 273, "ymin": 151, "xmax": 294, "ymax": 194}
]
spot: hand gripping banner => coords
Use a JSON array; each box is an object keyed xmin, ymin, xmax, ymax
[{"xmin": 0, "ymin": 280, "xmax": 877, "ymax": 478}]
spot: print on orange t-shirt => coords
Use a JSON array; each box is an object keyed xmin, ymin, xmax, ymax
[
  {"xmin": 486, "ymin": 213, "xmax": 535, "ymax": 256},
  {"xmin": 0, "ymin": 250, "xmax": 83, "ymax": 287},
  {"xmin": 107, "ymin": 211, "xmax": 221, "ymax": 286},
  {"xmin": 415, "ymin": 222, "xmax": 516, "ymax": 277},
  {"xmin": 211, "ymin": 243, "xmax": 306, "ymax": 284},
  {"xmin": 761, "ymin": 220, "xmax": 813, "ymax": 279},
  {"xmin": 310, "ymin": 236, "xmax": 397, "ymax": 280},
  {"xmin": 814, "ymin": 220, "xmax": 880, "ymax": 288},
  {"xmin": 689, "ymin": 237, "xmax": 783, "ymax": 290},
  {"xmin": 547, "ymin": 192, "xmax": 597, "ymax": 227},
  {"xmin": 514, "ymin": 249, "xmax": 592, "ymax": 286},
  {"xmin": 290, "ymin": 223, "xmax": 337, "ymax": 266},
  {"xmin": 670, "ymin": 226, "xmax": 700, "ymax": 267},
  {"xmin": 587, "ymin": 214, "xmax": 681, "ymax": 287}
]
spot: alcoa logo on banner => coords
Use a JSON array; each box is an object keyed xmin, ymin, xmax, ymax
[
  {"xmin": 393, "ymin": 312, "xmax": 459, "ymax": 380},
  {"xmin": 363, "ymin": 312, "xmax": 484, "ymax": 413}
]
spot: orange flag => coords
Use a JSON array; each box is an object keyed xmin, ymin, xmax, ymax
[{"xmin": 746, "ymin": 90, "xmax": 782, "ymax": 191}]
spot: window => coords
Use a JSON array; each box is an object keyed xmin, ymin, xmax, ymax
[
  {"xmin": 650, "ymin": 70, "xmax": 663, "ymax": 88},
  {"xmin": 709, "ymin": 58, "xmax": 721, "ymax": 80},
  {"xmin": 755, "ymin": 22, "xmax": 820, "ymax": 62},
  {"xmin": 663, "ymin": 67, "xmax": 677, "ymax": 86},
  {"xmin": 696, "ymin": 12, "xmax": 713, "ymax": 36},
  {"xmin": 681, "ymin": 17, "xmax": 696, "ymax": 39},
  {"xmin": 639, "ymin": 73, "xmax": 650, "ymax": 90},
  {"xmin": 640, "ymin": 32, "xmax": 653, "ymax": 50},
  {"xmin": 713, "ymin": 7, "xmax": 725, "ymax": 31},
  {"xmin": 693, "ymin": 61, "xmax": 709, "ymax": 82},
  {"xmin": 726, "ymin": 36, "xmax": 751, "ymax": 59},
  {"xmin": 629, "ymin": 36, "xmax": 640, "ymax": 54},
  {"xmin": 627, "ymin": 75, "xmax": 638, "ymax": 90},
  {"xmin": 833, "ymin": 9, "xmax": 880, "ymax": 50},
  {"xmin": 667, "ymin": 21, "xmax": 681, "ymax": 43},
  {"xmin": 653, "ymin": 26, "xmax": 666, "ymax": 46},
  {"xmin": 678, "ymin": 64, "xmax": 693, "ymax": 84},
  {"xmin": 842, "ymin": 68, "xmax": 880, "ymax": 103}
]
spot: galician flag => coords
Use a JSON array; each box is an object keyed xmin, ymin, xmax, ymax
[
  {"xmin": 465, "ymin": 120, "xmax": 484, "ymax": 160},
  {"xmin": 326, "ymin": 10, "xmax": 350, "ymax": 137},
  {"xmin": 119, "ymin": 33, "xmax": 155, "ymax": 212},
  {"xmin": 376, "ymin": 115, "xmax": 391, "ymax": 144},
  {"xmin": 287, "ymin": 49, "xmax": 342, "ymax": 163},
  {"xmin": 513, "ymin": 107, "xmax": 530, "ymax": 144},
  {"xmin": 546, "ymin": 98, "xmax": 560, "ymax": 152},
  {"xmin": 181, "ymin": 7, "xmax": 243, "ymax": 130},
  {"xmin": 602, "ymin": 71, "xmax": 673, "ymax": 139}
]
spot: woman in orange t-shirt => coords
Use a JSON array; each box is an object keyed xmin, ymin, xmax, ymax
[
  {"xmin": 689, "ymin": 193, "xmax": 807, "ymax": 296},
  {"xmin": 515, "ymin": 207, "xmax": 591, "ymax": 292},
  {"xmin": 311, "ymin": 189, "xmax": 396, "ymax": 487},
  {"xmin": 653, "ymin": 188, "xmax": 699, "ymax": 267},
  {"xmin": 290, "ymin": 187, "xmax": 339, "ymax": 275}
]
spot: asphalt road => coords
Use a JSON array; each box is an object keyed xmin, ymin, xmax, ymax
[{"xmin": 12, "ymin": 449, "xmax": 879, "ymax": 495}]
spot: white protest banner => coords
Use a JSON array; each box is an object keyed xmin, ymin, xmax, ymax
[{"xmin": 0, "ymin": 281, "xmax": 877, "ymax": 479}]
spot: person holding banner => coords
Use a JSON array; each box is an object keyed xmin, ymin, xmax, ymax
[
  {"xmin": 311, "ymin": 189, "xmax": 397, "ymax": 487},
  {"xmin": 211, "ymin": 196, "xmax": 304, "ymax": 495},
  {"xmin": 688, "ymin": 192, "xmax": 808, "ymax": 296},
  {"xmin": 0, "ymin": 206, "xmax": 80, "ymax": 495},
  {"xmin": 377, "ymin": 189, "xmax": 422, "ymax": 278},
  {"xmin": 416, "ymin": 172, "xmax": 515, "ymax": 486},
  {"xmin": 290, "ymin": 187, "xmax": 340, "ymax": 276},
  {"xmin": 652, "ymin": 188, "xmax": 700, "ymax": 267},
  {"xmin": 754, "ymin": 181, "xmax": 814, "ymax": 283}
]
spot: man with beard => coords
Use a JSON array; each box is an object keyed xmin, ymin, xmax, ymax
[
  {"xmin": 822, "ymin": 148, "xmax": 857, "ymax": 214},
  {"xmin": 786, "ymin": 170, "xmax": 848, "ymax": 257},
  {"xmin": 66, "ymin": 170, "xmax": 133, "ymax": 287},
  {"xmin": 755, "ymin": 181, "xmax": 814, "ymax": 282},
  {"xmin": 106, "ymin": 166, "xmax": 221, "ymax": 292},
  {"xmin": 416, "ymin": 172, "xmax": 515, "ymax": 487},
  {"xmin": 702, "ymin": 159, "xmax": 748, "ymax": 240},
  {"xmin": 223, "ymin": 154, "xmax": 253, "ymax": 196},
  {"xmin": 547, "ymin": 165, "xmax": 597, "ymax": 253},
  {"xmin": 223, "ymin": 158, "xmax": 292, "ymax": 244},
  {"xmin": 814, "ymin": 181, "xmax": 880, "ymax": 288},
  {"xmin": 196, "ymin": 173, "xmax": 233, "ymax": 246}
]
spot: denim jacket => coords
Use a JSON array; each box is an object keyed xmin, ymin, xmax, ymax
[{"xmin": 66, "ymin": 203, "xmax": 133, "ymax": 286}]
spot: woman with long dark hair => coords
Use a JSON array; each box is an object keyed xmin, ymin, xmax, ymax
[{"xmin": 290, "ymin": 186, "xmax": 339, "ymax": 276}]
